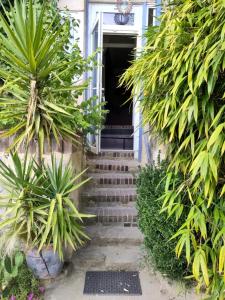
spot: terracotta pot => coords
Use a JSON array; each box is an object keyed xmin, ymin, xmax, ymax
[{"xmin": 25, "ymin": 246, "xmax": 63, "ymax": 279}]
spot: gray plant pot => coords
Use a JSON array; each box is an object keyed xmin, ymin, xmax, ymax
[{"xmin": 25, "ymin": 246, "xmax": 63, "ymax": 279}]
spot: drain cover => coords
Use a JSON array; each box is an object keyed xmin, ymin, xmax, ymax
[{"xmin": 83, "ymin": 271, "xmax": 142, "ymax": 295}]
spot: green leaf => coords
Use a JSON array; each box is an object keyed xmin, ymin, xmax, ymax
[
  {"xmin": 207, "ymin": 123, "xmax": 225, "ymax": 149},
  {"xmin": 38, "ymin": 199, "xmax": 56, "ymax": 251}
]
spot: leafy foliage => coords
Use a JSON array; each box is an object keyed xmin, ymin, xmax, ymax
[
  {"xmin": 137, "ymin": 161, "xmax": 190, "ymax": 281},
  {"xmin": 0, "ymin": 153, "xmax": 92, "ymax": 260},
  {"xmin": 7, "ymin": 264, "xmax": 43, "ymax": 300},
  {"xmin": 0, "ymin": 0, "xmax": 104, "ymax": 155},
  {"xmin": 122, "ymin": 0, "xmax": 225, "ymax": 298},
  {"xmin": 0, "ymin": 252, "xmax": 44, "ymax": 299},
  {"xmin": 0, "ymin": 251, "xmax": 24, "ymax": 296}
]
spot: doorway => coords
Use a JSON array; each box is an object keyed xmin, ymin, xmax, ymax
[{"xmin": 101, "ymin": 34, "xmax": 136, "ymax": 150}]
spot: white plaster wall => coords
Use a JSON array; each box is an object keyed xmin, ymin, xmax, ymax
[
  {"xmin": 58, "ymin": 0, "xmax": 85, "ymax": 11},
  {"xmin": 89, "ymin": 0, "xmax": 155, "ymax": 4},
  {"xmin": 58, "ymin": 1, "xmax": 86, "ymax": 108},
  {"xmin": 150, "ymin": 139, "xmax": 167, "ymax": 165},
  {"xmin": 70, "ymin": 11, "xmax": 85, "ymax": 54},
  {"xmin": 58, "ymin": 1, "xmax": 85, "ymax": 54},
  {"xmin": 140, "ymin": 125, "xmax": 167, "ymax": 166}
]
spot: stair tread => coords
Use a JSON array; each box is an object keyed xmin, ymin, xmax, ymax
[
  {"xmin": 88, "ymin": 173, "xmax": 136, "ymax": 178},
  {"xmin": 86, "ymin": 225, "xmax": 143, "ymax": 242},
  {"xmin": 87, "ymin": 158, "xmax": 139, "ymax": 165},
  {"xmin": 72, "ymin": 244, "xmax": 142, "ymax": 271},
  {"xmin": 81, "ymin": 188, "xmax": 137, "ymax": 204},
  {"xmin": 88, "ymin": 150, "xmax": 135, "ymax": 160},
  {"xmin": 82, "ymin": 187, "xmax": 136, "ymax": 195},
  {"xmin": 86, "ymin": 201, "xmax": 136, "ymax": 207},
  {"xmin": 101, "ymin": 134, "xmax": 133, "ymax": 138},
  {"xmin": 84, "ymin": 205, "xmax": 137, "ymax": 215}
]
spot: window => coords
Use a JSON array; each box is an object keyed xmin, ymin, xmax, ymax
[{"xmin": 148, "ymin": 8, "xmax": 154, "ymax": 27}]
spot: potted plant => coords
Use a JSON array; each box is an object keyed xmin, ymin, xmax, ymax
[{"xmin": 0, "ymin": 153, "xmax": 92, "ymax": 279}]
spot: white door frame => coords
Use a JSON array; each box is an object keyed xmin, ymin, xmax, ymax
[
  {"xmin": 88, "ymin": 4, "xmax": 143, "ymax": 159},
  {"xmin": 87, "ymin": 11, "xmax": 103, "ymax": 154}
]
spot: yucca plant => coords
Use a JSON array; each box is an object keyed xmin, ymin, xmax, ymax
[
  {"xmin": 34, "ymin": 155, "xmax": 92, "ymax": 259},
  {"xmin": 122, "ymin": 0, "xmax": 225, "ymax": 299},
  {"xmin": 0, "ymin": 152, "xmax": 44, "ymax": 250},
  {"xmin": 0, "ymin": 0, "xmax": 104, "ymax": 160},
  {"xmin": 0, "ymin": 152, "xmax": 91, "ymax": 260}
]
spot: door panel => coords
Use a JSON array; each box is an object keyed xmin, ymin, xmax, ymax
[{"xmin": 88, "ymin": 12, "xmax": 103, "ymax": 154}]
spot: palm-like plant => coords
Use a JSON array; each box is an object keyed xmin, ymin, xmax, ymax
[
  {"xmin": 0, "ymin": 0, "xmax": 102, "ymax": 160},
  {"xmin": 0, "ymin": 153, "xmax": 91, "ymax": 260},
  {"xmin": 35, "ymin": 155, "xmax": 91, "ymax": 259},
  {"xmin": 0, "ymin": 152, "xmax": 44, "ymax": 248}
]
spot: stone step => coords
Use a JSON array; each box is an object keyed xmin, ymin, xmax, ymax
[
  {"xmin": 101, "ymin": 135, "xmax": 133, "ymax": 150},
  {"xmin": 81, "ymin": 187, "xmax": 137, "ymax": 205},
  {"xmin": 85, "ymin": 201, "xmax": 136, "ymax": 208},
  {"xmin": 83, "ymin": 205, "xmax": 137, "ymax": 224},
  {"xmin": 104, "ymin": 125, "xmax": 133, "ymax": 129},
  {"xmin": 87, "ymin": 173, "xmax": 136, "ymax": 187},
  {"xmin": 85, "ymin": 224, "xmax": 143, "ymax": 246},
  {"xmin": 87, "ymin": 150, "xmax": 135, "ymax": 160},
  {"xmin": 72, "ymin": 244, "xmax": 142, "ymax": 271},
  {"xmin": 87, "ymin": 158, "xmax": 140, "ymax": 173},
  {"xmin": 101, "ymin": 128, "xmax": 133, "ymax": 135}
]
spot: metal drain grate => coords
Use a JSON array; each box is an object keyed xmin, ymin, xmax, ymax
[{"xmin": 83, "ymin": 271, "xmax": 142, "ymax": 295}]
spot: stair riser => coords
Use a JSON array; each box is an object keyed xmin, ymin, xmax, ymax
[
  {"xmin": 82, "ymin": 196, "xmax": 137, "ymax": 207},
  {"xmin": 101, "ymin": 128, "xmax": 133, "ymax": 135},
  {"xmin": 87, "ymin": 164, "xmax": 139, "ymax": 173},
  {"xmin": 88, "ymin": 151, "xmax": 134, "ymax": 160},
  {"xmin": 85, "ymin": 215, "xmax": 137, "ymax": 225},
  {"xmin": 88, "ymin": 177, "xmax": 136, "ymax": 186}
]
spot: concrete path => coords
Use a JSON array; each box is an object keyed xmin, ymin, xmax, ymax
[{"xmin": 45, "ymin": 265, "xmax": 200, "ymax": 300}]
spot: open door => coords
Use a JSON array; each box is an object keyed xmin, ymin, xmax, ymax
[{"xmin": 88, "ymin": 12, "xmax": 103, "ymax": 154}]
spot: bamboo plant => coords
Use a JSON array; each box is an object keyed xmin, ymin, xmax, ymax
[{"xmin": 122, "ymin": 0, "xmax": 225, "ymax": 299}]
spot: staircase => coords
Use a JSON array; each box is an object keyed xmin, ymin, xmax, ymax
[{"xmin": 76, "ymin": 150, "xmax": 143, "ymax": 271}]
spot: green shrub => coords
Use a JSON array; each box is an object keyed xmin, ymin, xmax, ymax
[
  {"xmin": 4, "ymin": 262, "xmax": 43, "ymax": 300},
  {"xmin": 0, "ymin": 251, "xmax": 24, "ymax": 296},
  {"xmin": 137, "ymin": 161, "xmax": 190, "ymax": 281},
  {"xmin": 0, "ymin": 252, "xmax": 44, "ymax": 299}
]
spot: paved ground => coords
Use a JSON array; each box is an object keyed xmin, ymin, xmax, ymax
[{"xmin": 45, "ymin": 268, "xmax": 200, "ymax": 300}]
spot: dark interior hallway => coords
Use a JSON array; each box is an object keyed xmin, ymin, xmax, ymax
[
  {"xmin": 104, "ymin": 46, "xmax": 133, "ymax": 126},
  {"xmin": 101, "ymin": 35, "xmax": 136, "ymax": 150}
]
